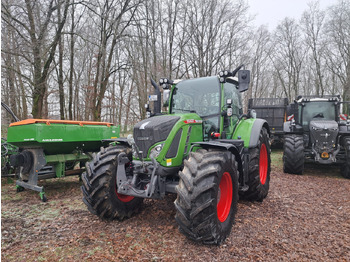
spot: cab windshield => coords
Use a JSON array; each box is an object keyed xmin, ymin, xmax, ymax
[
  {"xmin": 171, "ymin": 76, "xmax": 220, "ymax": 117},
  {"xmin": 171, "ymin": 76, "xmax": 221, "ymax": 140},
  {"xmin": 301, "ymin": 101, "xmax": 336, "ymax": 128}
]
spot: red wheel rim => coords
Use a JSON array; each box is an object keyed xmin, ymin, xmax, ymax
[
  {"xmin": 115, "ymin": 164, "xmax": 134, "ymax": 203},
  {"xmin": 217, "ymin": 172, "xmax": 233, "ymax": 223},
  {"xmin": 116, "ymin": 192, "xmax": 134, "ymax": 203},
  {"xmin": 259, "ymin": 143, "xmax": 268, "ymax": 185}
]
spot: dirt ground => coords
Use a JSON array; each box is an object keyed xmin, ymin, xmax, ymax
[{"xmin": 1, "ymin": 150, "xmax": 350, "ymax": 261}]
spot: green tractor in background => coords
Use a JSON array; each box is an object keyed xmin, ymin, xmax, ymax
[{"xmin": 81, "ymin": 65, "xmax": 271, "ymax": 245}]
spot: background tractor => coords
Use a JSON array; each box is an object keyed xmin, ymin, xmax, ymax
[
  {"xmin": 81, "ymin": 65, "xmax": 271, "ymax": 245},
  {"xmin": 283, "ymin": 96, "xmax": 350, "ymax": 178}
]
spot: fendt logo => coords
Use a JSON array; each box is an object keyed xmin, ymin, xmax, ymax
[
  {"xmin": 320, "ymin": 133, "xmax": 330, "ymax": 138},
  {"xmin": 140, "ymin": 121, "xmax": 150, "ymax": 130}
]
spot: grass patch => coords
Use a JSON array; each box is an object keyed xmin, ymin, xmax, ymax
[{"xmin": 271, "ymin": 149, "xmax": 283, "ymax": 170}]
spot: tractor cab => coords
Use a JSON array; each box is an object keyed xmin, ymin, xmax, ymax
[
  {"xmin": 298, "ymin": 98, "xmax": 338, "ymax": 130},
  {"xmin": 168, "ymin": 76, "xmax": 243, "ymax": 141},
  {"xmin": 133, "ymin": 69, "xmax": 252, "ymax": 166}
]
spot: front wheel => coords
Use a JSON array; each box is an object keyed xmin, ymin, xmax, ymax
[
  {"xmin": 174, "ymin": 149, "xmax": 239, "ymax": 245},
  {"xmin": 81, "ymin": 145, "xmax": 143, "ymax": 220},
  {"xmin": 240, "ymin": 127, "xmax": 271, "ymax": 201},
  {"xmin": 283, "ymin": 134, "xmax": 304, "ymax": 175}
]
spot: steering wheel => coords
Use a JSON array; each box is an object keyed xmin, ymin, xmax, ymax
[
  {"xmin": 313, "ymin": 113, "xmax": 324, "ymax": 118},
  {"xmin": 194, "ymin": 106, "xmax": 208, "ymax": 116}
]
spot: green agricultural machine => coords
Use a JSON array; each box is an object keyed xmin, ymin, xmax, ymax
[
  {"xmin": 1, "ymin": 138, "xmax": 18, "ymax": 176},
  {"xmin": 81, "ymin": 65, "xmax": 271, "ymax": 245},
  {"xmin": 5, "ymin": 117, "xmax": 120, "ymax": 201}
]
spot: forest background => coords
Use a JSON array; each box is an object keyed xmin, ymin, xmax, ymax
[{"xmin": 1, "ymin": 0, "xmax": 349, "ymax": 133}]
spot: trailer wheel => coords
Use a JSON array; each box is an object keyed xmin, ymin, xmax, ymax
[
  {"xmin": 341, "ymin": 137, "xmax": 350, "ymax": 179},
  {"xmin": 174, "ymin": 149, "xmax": 238, "ymax": 245},
  {"xmin": 240, "ymin": 127, "xmax": 271, "ymax": 202},
  {"xmin": 283, "ymin": 134, "xmax": 304, "ymax": 175},
  {"xmin": 81, "ymin": 145, "xmax": 143, "ymax": 220}
]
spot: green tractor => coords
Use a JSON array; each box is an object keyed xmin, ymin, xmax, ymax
[{"xmin": 81, "ymin": 65, "xmax": 271, "ymax": 245}]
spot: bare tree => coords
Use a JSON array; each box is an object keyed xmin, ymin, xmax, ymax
[
  {"xmin": 2, "ymin": 0, "xmax": 70, "ymax": 118},
  {"xmin": 325, "ymin": 0, "xmax": 350, "ymax": 102},
  {"xmin": 182, "ymin": 0, "xmax": 250, "ymax": 77},
  {"xmin": 301, "ymin": 1, "xmax": 326, "ymax": 96},
  {"xmin": 248, "ymin": 25, "xmax": 274, "ymax": 99},
  {"xmin": 57, "ymin": 0, "xmax": 65, "ymax": 119},
  {"xmin": 271, "ymin": 18, "xmax": 307, "ymax": 101},
  {"xmin": 82, "ymin": 0, "xmax": 141, "ymax": 121},
  {"xmin": 2, "ymin": 0, "xmax": 349, "ymax": 129}
]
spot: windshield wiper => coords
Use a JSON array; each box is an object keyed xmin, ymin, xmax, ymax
[{"xmin": 173, "ymin": 108, "xmax": 197, "ymax": 113}]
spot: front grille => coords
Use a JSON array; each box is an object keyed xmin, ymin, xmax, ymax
[
  {"xmin": 133, "ymin": 115, "xmax": 180, "ymax": 158},
  {"xmin": 310, "ymin": 120, "xmax": 338, "ymax": 152}
]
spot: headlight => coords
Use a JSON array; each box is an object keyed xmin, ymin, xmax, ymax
[{"xmin": 150, "ymin": 143, "xmax": 164, "ymax": 158}]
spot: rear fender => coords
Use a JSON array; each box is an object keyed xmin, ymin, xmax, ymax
[{"xmin": 249, "ymin": 119, "xmax": 270, "ymax": 148}]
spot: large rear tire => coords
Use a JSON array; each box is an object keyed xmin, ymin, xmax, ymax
[
  {"xmin": 174, "ymin": 149, "xmax": 238, "ymax": 245},
  {"xmin": 283, "ymin": 134, "xmax": 305, "ymax": 175},
  {"xmin": 240, "ymin": 127, "xmax": 271, "ymax": 202},
  {"xmin": 81, "ymin": 145, "xmax": 143, "ymax": 220},
  {"xmin": 341, "ymin": 137, "xmax": 350, "ymax": 179}
]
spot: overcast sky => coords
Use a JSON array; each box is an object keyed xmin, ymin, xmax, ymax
[{"xmin": 247, "ymin": 0, "xmax": 339, "ymax": 30}]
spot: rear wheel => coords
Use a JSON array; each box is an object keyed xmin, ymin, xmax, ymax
[
  {"xmin": 174, "ymin": 149, "xmax": 238, "ymax": 245},
  {"xmin": 283, "ymin": 134, "xmax": 304, "ymax": 174},
  {"xmin": 341, "ymin": 138, "xmax": 350, "ymax": 179},
  {"xmin": 240, "ymin": 127, "xmax": 271, "ymax": 201},
  {"xmin": 81, "ymin": 145, "xmax": 143, "ymax": 220}
]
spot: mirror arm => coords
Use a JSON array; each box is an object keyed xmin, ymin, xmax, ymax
[{"xmin": 231, "ymin": 64, "xmax": 244, "ymax": 77}]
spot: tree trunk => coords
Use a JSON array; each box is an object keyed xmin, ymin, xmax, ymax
[
  {"xmin": 68, "ymin": 4, "xmax": 75, "ymax": 120},
  {"xmin": 58, "ymin": 1, "xmax": 65, "ymax": 120}
]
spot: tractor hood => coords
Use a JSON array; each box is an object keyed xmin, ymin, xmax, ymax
[{"xmin": 134, "ymin": 115, "xmax": 180, "ymax": 158}]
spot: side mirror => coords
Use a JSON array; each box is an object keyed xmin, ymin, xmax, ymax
[
  {"xmin": 163, "ymin": 89, "xmax": 171, "ymax": 107},
  {"xmin": 226, "ymin": 99, "xmax": 233, "ymax": 117},
  {"xmin": 247, "ymin": 109, "xmax": 256, "ymax": 119},
  {"xmin": 237, "ymin": 70, "xmax": 250, "ymax": 92},
  {"xmin": 145, "ymin": 104, "xmax": 151, "ymax": 118}
]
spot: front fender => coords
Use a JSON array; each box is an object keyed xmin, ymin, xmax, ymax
[
  {"xmin": 283, "ymin": 121, "xmax": 292, "ymax": 132},
  {"xmin": 191, "ymin": 141, "xmax": 244, "ymax": 180},
  {"xmin": 233, "ymin": 118, "xmax": 270, "ymax": 148}
]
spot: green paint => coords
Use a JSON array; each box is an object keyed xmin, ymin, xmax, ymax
[
  {"xmin": 156, "ymin": 114, "xmax": 203, "ymax": 167},
  {"xmin": 45, "ymin": 152, "xmax": 90, "ymax": 163},
  {"xmin": 45, "ymin": 152, "xmax": 90, "ymax": 178},
  {"xmin": 7, "ymin": 123, "xmax": 120, "ymax": 154},
  {"xmin": 139, "ymin": 76, "xmax": 258, "ymax": 169},
  {"xmin": 15, "ymin": 185, "xmax": 24, "ymax": 191},
  {"xmin": 138, "ymin": 113, "xmax": 203, "ymax": 167},
  {"xmin": 220, "ymin": 82, "xmax": 225, "ymax": 134},
  {"xmin": 39, "ymin": 191, "xmax": 46, "ymax": 201},
  {"xmin": 55, "ymin": 162, "xmax": 65, "ymax": 178},
  {"xmin": 232, "ymin": 118, "xmax": 255, "ymax": 147}
]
